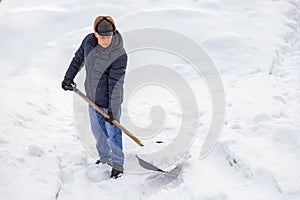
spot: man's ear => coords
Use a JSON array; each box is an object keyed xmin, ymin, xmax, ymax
[{"xmin": 94, "ymin": 32, "xmax": 98, "ymax": 38}]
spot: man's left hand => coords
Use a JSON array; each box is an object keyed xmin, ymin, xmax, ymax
[{"xmin": 105, "ymin": 112, "xmax": 115, "ymax": 125}]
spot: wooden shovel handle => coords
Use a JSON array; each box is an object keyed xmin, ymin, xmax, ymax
[{"xmin": 73, "ymin": 87, "xmax": 144, "ymax": 147}]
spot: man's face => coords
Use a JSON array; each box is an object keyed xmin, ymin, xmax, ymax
[{"xmin": 94, "ymin": 32, "xmax": 113, "ymax": 48}]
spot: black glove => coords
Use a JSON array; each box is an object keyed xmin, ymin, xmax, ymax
[
  {"xmin": 105, "ymin": 111, "xmax": 115, "ymax": 125},
  {"xmin": 62, "ymin": 78, "xmax": 75, "ymax": 91}
]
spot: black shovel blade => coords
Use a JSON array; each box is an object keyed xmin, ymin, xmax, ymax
[{"xmin": 136, "ymin": 154, "xmax": 164, "ymax": 172}]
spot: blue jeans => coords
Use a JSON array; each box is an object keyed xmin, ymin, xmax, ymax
[{"xmin": 88, "ymin": 105, "xmax": 124, "ymax": 166}]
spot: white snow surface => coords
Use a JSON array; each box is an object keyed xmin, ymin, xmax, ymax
[{"xmin": 1, "ymin": 0, "xmax": 300, "ymax": 199}]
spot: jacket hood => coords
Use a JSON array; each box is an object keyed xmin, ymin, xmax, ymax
[
  {"xmin": 88, "ymin": 30, "xmax": 123, "ymax": 52},
  {"xmin": 111, "ymin": 31, "xmax": 124, "ymax": 50}
]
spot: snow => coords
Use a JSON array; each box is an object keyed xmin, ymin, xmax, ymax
[{"xmin": 1, "ymin": 0, "xmax": 300, "ymax": 199}]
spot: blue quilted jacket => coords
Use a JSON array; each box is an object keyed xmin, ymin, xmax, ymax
[{"xmin": 64, "ymin": 31, "xmax": 127, "ymax": 115}]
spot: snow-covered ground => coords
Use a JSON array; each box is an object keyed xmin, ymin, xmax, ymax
[{"xmin": 1, "ymin": 0, "xmax": 300, "ymax": 199}]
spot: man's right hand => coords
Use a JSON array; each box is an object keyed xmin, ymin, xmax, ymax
[{"xmin": 62, "ymin": 78, "xmax": 75, "ymax": 91}]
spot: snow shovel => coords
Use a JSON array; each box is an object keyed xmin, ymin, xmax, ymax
[{"xmin": 68, "ymin": 84, "xmax": 165, "ymax": 172}]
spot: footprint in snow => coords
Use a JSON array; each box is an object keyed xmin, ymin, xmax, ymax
[
  {"xmin": 251, "ymin": 113, "xmax": 271, "ymax": 124},
  {"xmin": 273, "ymin": 95, "xmax": 287, "ymax": 104},
  {"xmin": 27, "ymin": 145, "xmax": 44, "ymax": 157},
  {"xmin": 86, "ymin": 164, "xmax": 111, "ymax": 182},
  {"xmin": 60, "ymin": 167, "xmax": 74, "ymax": 183}
]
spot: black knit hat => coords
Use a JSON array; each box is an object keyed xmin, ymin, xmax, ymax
[{"xmin": 96, "ymin": 18, "xmax": 115, "ymax": 36}]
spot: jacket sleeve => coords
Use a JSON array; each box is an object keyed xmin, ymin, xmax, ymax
[
  {"xmin": 64, "ymin": 37, "xmax": 86, "ymax": 80},
  {"xmin": 108, "ymin": 53, "xmax": 128, "ymax": 116}
]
